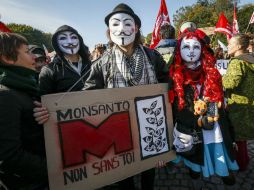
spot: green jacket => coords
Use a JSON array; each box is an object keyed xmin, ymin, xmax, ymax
[{"xmin": 222, "ymin": 54, "xmax": 254, "ymax": 140}]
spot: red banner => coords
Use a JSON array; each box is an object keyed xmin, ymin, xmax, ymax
[
  {"xmin": 214, "ymin": 13, "xmax": 232, "ymax": 39},
  {"xmin": 150, "ymin": 0, "xmax": 170, "ymax": 49},
  {"xmin": 0, "ymin": 22, "xmax": 11, "ymax": 32}
]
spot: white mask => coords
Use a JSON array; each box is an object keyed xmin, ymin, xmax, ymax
[
  {"xmin": 173, "ymin": 126, "xmax": 193, "ymax": 153},
  {"xmin": 180, "ymin": 37, "xmax": 201, "ymax": 65},
  {"xmin": 109, "ymin": 13, "xmax": 137, "ymax": 46},
  {"xmin": 57, "ymin": 31, "xmax": 80, "ymax": 55}
]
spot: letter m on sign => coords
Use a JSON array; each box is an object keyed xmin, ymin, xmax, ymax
[{"xmin": 58, "ymin": 111, "xmax": 133, "ymax": 168}]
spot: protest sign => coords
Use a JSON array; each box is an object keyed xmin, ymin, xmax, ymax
[
  {"xmin": 41, "ymin": 83, "xmax": 175, "ymax": 190},
  {"xmin": 216, "ymin": 59, "xmax": 229, "ymax": 75}
]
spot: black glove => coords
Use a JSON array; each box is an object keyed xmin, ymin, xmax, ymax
[{"xmin": 201, "ymin": 116, "xmax": 214, "ymax": 130}]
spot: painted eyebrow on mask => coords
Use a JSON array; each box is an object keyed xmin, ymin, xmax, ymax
[
  {"xmin": 111, "ymin": 18, "xmax": 133, "ymax": 22},
  {"xmin": 111, "ymin": 18, "xmax": 120, "ymax": 22},
  {"xmin": 124, "ymin": 18, "xmax": 134, "ymax": 22},
  {"xmin": 58, "ymin": 32, "xmax": 75, "ymax": 37}
]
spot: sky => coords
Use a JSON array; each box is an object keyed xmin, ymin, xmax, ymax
[{"xmin": 0, "ymin": 0, "xmax": 253, "ymax": 51}]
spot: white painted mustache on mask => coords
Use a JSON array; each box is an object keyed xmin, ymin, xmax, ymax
[
  {"xmin": 187, "ymin": 52, "xmax": 196, "ymax": 58},
  {"xmin": 61, "ymin": 43, "xmax": 79, "ymax": 48},
  {"xmin": 113, "ymin": 31, "xmax": 132, "ymax": 36}
]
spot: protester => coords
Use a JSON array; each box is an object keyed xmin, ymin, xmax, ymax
[
  {"xmin": 29, "ymin": 44, "xmax": 48, "ymax": 73},
  {"xmin": 90, "ymin": 43, "xmax": 107, "ymax": 62},
  {"xmin": 247, "ymin": 35, "xmax": 254, "ymax": 55},
  {"xmin": 169, "ymin": 27, "xmax": 238, "ymax": 187},
  {"xmin": 214, "ymin": 47, "xmax": 224, "ymax": 59},
  {"xmin": 155, "ymin": 23, "xmax": 176, "ymax": 71},
  {"xmin": 39, "ymin": 25, "xmax": 91, "ymax": 95},
  {"xmin": 0, "ymin": 32, "xmax": 48, "ymax": 189},
  {"xmin": 179, "ymin": 21, "xmax": 197, "ymax": 35},
  {"xmin": 82, "ymin": 3, "xmax": 168, "ymax": 190},
  {"xmin": 34, "ymin": 3, "xmax": 168, "ymax": 189},
  {"xmin": 222, "ymin": 34, "xmax": 254, "ymax": 171}
]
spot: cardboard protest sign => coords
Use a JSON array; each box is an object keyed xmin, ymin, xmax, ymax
[
  {"xmin": 41, "ymin": 83, "xmax": 175, "ymax": 190},
  {"xmin": 215, "ymin": 59, "xmax": 229, "ymax": 75}
]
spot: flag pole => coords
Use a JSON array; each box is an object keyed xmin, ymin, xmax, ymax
[
  {"xmin": 245, "ymin": 10, "xmax": 254, "ymax": 33},
  {"xmin": 245, "ymin": 23, "xmax": 250, "ymax": 33}
]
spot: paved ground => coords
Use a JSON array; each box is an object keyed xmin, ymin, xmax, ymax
[
  {"xmin": 135, "ymin": 140, "xmax": 254, "ymax": 190},
  {"xmin": 2, "ymin": 141, "xmax": 253, "ymax": 190}
]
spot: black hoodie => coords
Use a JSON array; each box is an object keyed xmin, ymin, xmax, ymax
[
  {"xmin": 52, "ymin": 25, "xmax": 89, "ymax": 61},
  {"xmin": 39, "ymin": 25, "xmax": 91, "ymax": 95}
]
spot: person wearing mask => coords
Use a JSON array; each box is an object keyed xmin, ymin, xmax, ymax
[
  {"xmin": 83, "ymin": 3, "xmax": 168, "ymax": 190},
  {"xmin": 222, "ymin": 34, "xmax": 254, "ymax": 171},
  {"xmin": 39, "ymin": 25, "xmax": 91, "ymax": 95},
  {"xmin": 28, "ymin": 45, "xmax": 48, "ymax": 73},
  {"xmin": 0, "ymin": 32, "xmax": 48, "ymax": 190},
  {"xmin": 33, "ymin": 4, "xmax": 168, "ymax": 189},
  {"xmin": 169, "ymin": 28, "xmax": 238, "ymax": 188}
]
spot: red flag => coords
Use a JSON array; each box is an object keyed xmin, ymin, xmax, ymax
[
  {"xmin": 249, "ymin": 11, "xmax": 254, "ymax": 24},
  {"xmin": 0, "ymin": 21, "xmax": 11, "ymax": 32},
  {"xmin": 232, "ymin": 2, "xmax": 239, "ymax": 34},
  {"xmin": 214, "ymin": 13, "xmax": 232, "ymax": 39},
  {"xmin": 150, "ymin": 0, "xmax": 170, "ymax": 49}
]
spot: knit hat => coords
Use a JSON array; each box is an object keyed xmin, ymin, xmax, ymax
[
  {"xmin": 179, "ymin": 21, "xmax": 211, "ymax": 46},
  {"xmin": 180, "ymin": 21, "xmax": 197, "ymax": 34},
  {"xmin": 105, "ymin": 3, "xmax": 141, "ymax": 28}
]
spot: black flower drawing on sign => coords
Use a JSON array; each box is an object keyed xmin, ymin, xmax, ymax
[{"xmin": 142, "ymin": 100, "xmax": 166, "ymax": 153}]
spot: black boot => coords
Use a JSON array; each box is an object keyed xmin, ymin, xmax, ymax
[
  {"xmin": 189, "ymin": 168, "xmax": 200, "ymax": 179},
  {"xmin": 221, "ymin": 173, "xmax": 236, "ymax": 186}
]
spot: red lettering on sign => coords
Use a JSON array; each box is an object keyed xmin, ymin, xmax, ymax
[{"xmin": 58, "ymin": 112, "xmax": 133, "ymax": 168}]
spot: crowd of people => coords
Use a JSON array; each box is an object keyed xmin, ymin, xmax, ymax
[{"xmin": 0, "ymin": 2, "xmax": 254, "ymax": 190}]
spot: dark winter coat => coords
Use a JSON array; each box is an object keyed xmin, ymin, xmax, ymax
[
  {"xmin": 0, "ymin": 64, "xmax": 48, "ymax": 189},
  {"xmin": 39, "ymin": 25, "xmax": 91, "ymax": 95},
  {"xmin": 84, "ymin": 46, "xmax": 168, "ymax": 90}
]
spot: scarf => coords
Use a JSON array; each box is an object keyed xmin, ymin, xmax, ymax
[
  {"xmin": 110, "ymin": 45, "xmax": 158, "ymax": 88},
  {"xmin": 183, "ymin": 65, "xmax": 205, "ymax": 100},
  {"xmin": 183, "ymin": 65, "xmax": 204, "ymax": 85},
  {"xmin": 0, "ymin": 63, "xmax": 39, "ymax": 97}
]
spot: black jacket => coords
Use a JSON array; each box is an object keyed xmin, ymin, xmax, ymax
[
  {"xmin": 0, "ymin": 85, "xmax": 48, "ymax": 189},
  {"xmin": 39, "ymin": 25, "xmax": 91, "ymax": 95},
  {"xmin": 39, "ymin": 55, "xmax": 91, "ymax": 95},
  {"xmin": 84, "ymin": 46, "xmax": 168, "ymax": 90}
]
